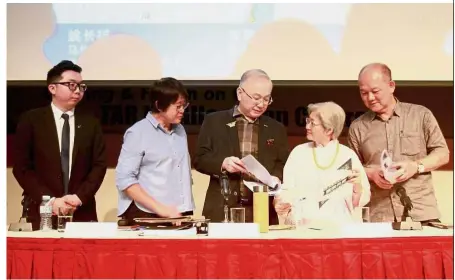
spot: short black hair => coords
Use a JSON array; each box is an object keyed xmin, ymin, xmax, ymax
[
  {"xmin": 150, "ymin": 77, "xmax": 188, "ymax": 113},
  {"xmin": 47, "ymin": 60, "xmax": 82, "ymax": 85}
]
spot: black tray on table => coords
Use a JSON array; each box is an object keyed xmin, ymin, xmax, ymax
[
  {"xmin": 133, "ymin": 217, "xmax": 193, "ymax": 230},
  {"xmin": 118, "ymin": 216, "xmax": 210, "ymax": 231}
]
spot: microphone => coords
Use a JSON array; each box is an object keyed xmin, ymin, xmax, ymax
[
  {"xmin": 8, "ymin": 196, "xmax": 33, "ymax": 232},
  {"xmin": 219, "ymin": 172, "xmax": 231, "ymax": 223},
  {"xmin": 392, "ymin": 187, "xmax": 422, "ymax": 230},
  {"xmin": 220, "ymin": 172, "xmax": 230, "ymax": 200},
  {"xmin": 21, "ymin": 196, "xmax": 31, "ymax": 218},
  {"xmin": 396, "ymin": 186, "xmax": 413, "ymax": 213}
]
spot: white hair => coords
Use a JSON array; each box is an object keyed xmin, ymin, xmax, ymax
[
  {"xmin": 239, "ymin": 69, "xmax": 271, "ymax": 86},
  {"xmin": 308, "ymin": 101, "xmax": 346, "ymax": 140}
]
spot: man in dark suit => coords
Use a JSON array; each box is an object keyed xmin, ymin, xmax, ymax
[
  {"xmin": 194, "ymin": 69, "xmax": 289, "ymax": 225},
  {"xmin": 13, "ymin": 60, "xmax": 107, "ymax": 230}
]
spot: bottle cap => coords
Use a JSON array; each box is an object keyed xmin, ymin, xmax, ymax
[
  {"xmin": 42, "ymin": 195, "xmax": 51, "ymax": 200},
  {"xmin": 253, "ymin": 185, "xmax": 268, "ymax": 192}
]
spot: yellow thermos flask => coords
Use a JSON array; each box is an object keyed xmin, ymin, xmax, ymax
[{"xmin": 253, "ymin": 185, "xmax": 269, "ymax": 233}]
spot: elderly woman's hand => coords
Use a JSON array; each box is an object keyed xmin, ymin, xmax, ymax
[
  {"xmin": 273, "ymin": 195, "xmax": 291, "ymax": 216},
  {"xmin": 348, "ymin": 169, "xmax": 363, "ymax": 193}
]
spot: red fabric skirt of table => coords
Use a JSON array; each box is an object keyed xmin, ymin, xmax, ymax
[{"xmin": 7, "ymin": 236, "xmax": 453, "ymax": 279}]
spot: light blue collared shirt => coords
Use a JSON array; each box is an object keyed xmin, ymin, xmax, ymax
[{"xmin": 115, "ymin": 113, "xmax": 194, "ymax": 216}]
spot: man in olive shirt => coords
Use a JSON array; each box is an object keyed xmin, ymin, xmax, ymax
[{"xmin": 348, "ymin": 63, "xmax": 449, "ymax": 223}]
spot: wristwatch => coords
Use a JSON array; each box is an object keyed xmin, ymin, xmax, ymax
[{"xmin": 417, "ymin": 162, "xmax": 425, "ymax": 174}]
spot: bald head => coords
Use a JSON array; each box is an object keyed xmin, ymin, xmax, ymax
[
  {"xmin": 236, "ymin": 69, "xmax": 273, "ymax": 120},
  {"xmin": 358, "ymin": 63, "xmax": 393, "ymax": 82},
  {"xmin": 239, "ymin": 69, "xmax": 271, "ymax": 86},
  {"xmin": 357, "ymin": 63, "xmax": 396, "ymax": 115}
]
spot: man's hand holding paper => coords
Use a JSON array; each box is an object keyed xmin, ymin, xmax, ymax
[
  {"xmin": 380, "ymin": 150, "xmax": 405, "ymax": 184},
  {"xmin": 391, "ymin": 160, "xmax": 418, "ymax": 183},
  {"xmin": 241, "ymin": 154, "xmax": 282, "ymax": 195},
  {"xmin": 368, "ymin": 167, "xmax": 394, "ymax": 189},
  {"xmin": 222, "ymin": 156, "xmax": 248, "ymax": 174}
]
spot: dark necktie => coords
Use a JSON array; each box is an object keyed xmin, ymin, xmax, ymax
[{"xmin": 61, "ymin": 113, "xmax": 70, "ymax": 194}]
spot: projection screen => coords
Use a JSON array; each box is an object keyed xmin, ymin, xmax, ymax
[{"xmin": 7, "ymin": 3, "xmax": 453, "ymax": 81}]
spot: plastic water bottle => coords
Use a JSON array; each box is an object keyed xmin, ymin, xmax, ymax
[{"xmin": 39, "ymin": 195, "xmax": 53, "ymax": 231}]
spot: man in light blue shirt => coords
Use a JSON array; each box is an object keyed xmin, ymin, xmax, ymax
[{"xmin": 116, "ymin": 78, "xmax": 194, "ymax": 223}]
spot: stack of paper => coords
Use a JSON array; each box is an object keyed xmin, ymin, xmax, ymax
[{"xmin": 241, "ymin": 155, "xmax": 282, "ymax": 195}]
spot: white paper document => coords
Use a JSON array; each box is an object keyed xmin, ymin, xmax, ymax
[
  {"xmin": 380, "ymin": 150, "xmax": 404, "ymax": 184},
  {"xmin": 64, "ymin": 222, "xmax": 118, "ymax": 238},
  {"xmin": 241, "ymin": 155, "xmax": 282, "ymax": 195},
  {"xmin": 208, "ymin": 223, "xmax": 260, "ymax": 238},
  {"xmin": 287, "ymin": 169, "xmax": 353, "ymax": 213},
  {"xmin": 318, "ymin": 170, "xmax": 353, "ymax": 202},
  {"xmin": 137, "ymin": 227, "xmax": 197, "ymax": 237}
]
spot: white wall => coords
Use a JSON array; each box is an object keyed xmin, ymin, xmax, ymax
[{"xmin": 6, "ymin": 168, "xmax": 453, "ymax": 224}]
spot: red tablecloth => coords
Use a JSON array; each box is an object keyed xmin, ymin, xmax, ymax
[{"xmin": 7, "ymin": 236, "xmax": 453, "ymax": 279}]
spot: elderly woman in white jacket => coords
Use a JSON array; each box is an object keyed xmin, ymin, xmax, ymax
[{"xmin": 275, "ymin": 101, "xmax": 371, "ymax": 225}]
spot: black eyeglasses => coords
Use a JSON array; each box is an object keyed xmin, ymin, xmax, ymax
[
  {"xmin": 53, "ymin": 82, "xmax": 87, "ymax": 92},
  {"xmin": 239, "ymin": 87, "xmax": 273, "ymax": 105}
]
